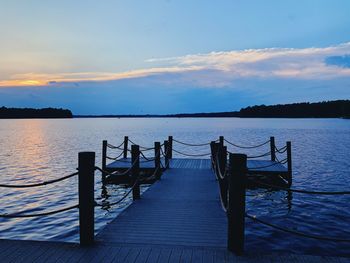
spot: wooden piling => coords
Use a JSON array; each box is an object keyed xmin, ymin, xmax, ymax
[
  {"xmin": 210, "ymin": 141, "xmax": 219, "ymax": 170},
  {"xmin": 102, "ymin": 140, "xmax": 107, "ymax": 183},
  {"xmin": 270, "ymin": 136, "xmax": 276, "ymax": 162},
  {"xmin": 164, "ymin": 141, "xmax": 169, "ymax": 169},
  {"xmin": 219, "ymin": 136, "xmax": 224, "ymax": 148},
  {"xmin": 123, "ymin": 136, "xmax": 129, "ymax": 159},
  {"xmin": 287, "ymin": 141, "xmax": 292, "ymax": 187},
  {"xmin": 227, "ymin": 153, "xmax": 247, "ymax": 255},
  {"xmin": 131, "ymin": 145, "xmax": 140, "ymax": 200},
  {"xmin": 78, "ymin": 152, "xmax": 95, "ymax": 246},
  {"xmin": 168, "ymin": 136, "xmax": 173, "ymax": 159},
  {"xmin": 154, "ymin": 141, "xmax": 162, "ymax": 179}
]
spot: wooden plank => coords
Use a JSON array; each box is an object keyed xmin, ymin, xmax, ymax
[{"xmin": 97, "ymin": 166, "xmax": 227, "ymax": 248}]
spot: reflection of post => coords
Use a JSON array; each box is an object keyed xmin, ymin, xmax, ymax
[{"xmin": 287, "ymin": 141, "xmax": 292, "ymax": 187}]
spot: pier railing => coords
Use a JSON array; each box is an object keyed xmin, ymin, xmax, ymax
[{"xmin": 211, "ymin": 139, "xmax": 350, "ymax": 255}]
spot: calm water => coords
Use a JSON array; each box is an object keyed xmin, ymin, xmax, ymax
[{"xmin": 0, "ymin": 118, "xmax": 349, "ymax": 256}]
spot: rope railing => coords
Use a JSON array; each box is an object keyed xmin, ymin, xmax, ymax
[
  {"xmin": 247, "ymin": 177, "xmax": 350, "ymax": 195},
  {"xmin": 173, "ymin": 138, "xmax": 212, "ymax": 147},
  {"xmin": 172, "ymin": 148, "xmax": 211, "ymax": 157},
  {"xmin": 245, "ymin": 213, "xmax": 350, "ymax": 242},
  {"xmin": 246, "ymin": 151, "xmax": 271, "ymax": 159},
  {"xmin": 214, "ymin": 151, "xmax": 229, "ymax": 212},
  {"xmin": 0, "ymin": 171, "xmax": 79, "ymax": 188},
  {"xmin": 106, "ymin": 151, "xmax": 124, "ymax": 161},
  {"xmin": 0, "ymin": 204, "xmax": 79, "ymax": 218},
  {"xmin": 107, "ymin": 141, "xmax": 124, "ymax": 150},
  {"xmin": 96, "ymin": 156, "xmax": 139, "ymax": 177},
  {"xmin": 95, "ymin": 161, "xmax": 161, "ymax": 208},
  {"xmin": 224, "ymin": 138, "xmax": 270, "ymax": 149},
  {"xmin": 275, "ymin": 145, "xmax": 287, "ymax": 154}
]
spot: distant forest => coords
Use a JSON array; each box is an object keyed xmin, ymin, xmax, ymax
[
  {"xmin": 0, "ymin": 107, "xmax": 73, "ymax": 119},
  {"xmin": 237, "ymin": 100, "xmax": 350, "ymax": 118},
  {"xmin": 166, "ymin": 100, "xmax": 350, "ymax": 118}
]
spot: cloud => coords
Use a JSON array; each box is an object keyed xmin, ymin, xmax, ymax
[{"xmin": 1, "ymin": 42, "xmax": 350, "ymax": 89}]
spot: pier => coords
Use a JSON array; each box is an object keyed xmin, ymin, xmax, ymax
[{"xmin": 0, "ymin": 136, "xmax": 349, "ymax": 262}]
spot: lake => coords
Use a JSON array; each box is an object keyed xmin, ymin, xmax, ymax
[{"xmin": 0, "ymin": 118, "xmax": 349, "ymax": 256}]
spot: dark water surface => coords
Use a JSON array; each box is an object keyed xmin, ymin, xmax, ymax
[{"xmin": 0, "ymin": 118, "xmax": 349, "ymax": 256}]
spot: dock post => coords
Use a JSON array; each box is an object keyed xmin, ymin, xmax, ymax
[
  {"xmin": 210, "ymin": 141, "xmax": 219, "ymax": 170},
  {"xmin": 102, "ymin": 140, "xmax": 107, "ymax": 183},
  {"xmin": 131, "ymin": 145, "xmax": 140, "ymax": 200},
  {"xmin": 123, "ymin": 136, "xmax": 129, "ymax": 159},
  {"xmin": 270, "ymin": 136, "xmax": 276, "ymax": 161},
  {"xmin": 164, "ymin": 140, "xmax": 170, "ymax": 169},
  {"xmin": 78, "ymin": 152, "xmax": 95, "ymax": 246},
  {"xmin": 219, "ymin": 136, "xmax": 224, "ymax": 148},
  {"xmin": 154, "ymin": 141, "xmax": 162, "ymax": 179},
  {"xmin": 287, "ymin": 141, "xmax": 292, "ymax": 187},
  {"xmin": 227, "ymin": 153, "xmax": 247, "ymax": 255},
  {"xmin": 168, "ymin": 136, "xmax": 173, "ymax": 159}
]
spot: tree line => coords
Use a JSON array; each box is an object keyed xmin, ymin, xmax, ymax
[{"xmin": 0, "ymin": 107, "xmax": 73, "ymax": 119}]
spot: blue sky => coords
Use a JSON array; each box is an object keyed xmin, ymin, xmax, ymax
[{"xmin": 0, "ymin": 1, "xmax": 350, "ymax": 114}]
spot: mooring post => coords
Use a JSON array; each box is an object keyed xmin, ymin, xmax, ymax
[
  {"xmin": 102, "ymin": 140, "xmax": 107, "ymax": 183},
  {"xmin": 78, "ymin": 151, "xmax": 95, "ymax": 246},
  {"xmin": 287, "ymin": 141, "xmax": 292, "ymax": 187},
  {"xmin": 270, "ymin": 136, "xmax": 276, "ymax": 162},
  {"xmin": 164, "ymin": 140, "xmax": 170, "ymax": 169},
  {"xmin": 227, "ymin": 153, "xmax": 247, "ymax": 255},
  {"xmin": 131, "ymin": 144, "xmax": 140, "ymax": 200},
  {"xmin": 154, "ymin": 141, "xmax": 162, "ymax": 179},
  {"xmin": 123, "ymin": 136, "xmax": 129, "ymax": 159},
  {"xmin": 222, "ymin": 146, "xmax": 227, "ymax": 174},
  {"xmin": 168, "ymin": 136, "xmax": 173, "ymax": 159},
  {"xmin": 219, "ymin": 136, "xmax": 224, "ymax": 148},
  {"xmin": 210, "ymin": 141, "xmax": 215, "ymax": 169}
]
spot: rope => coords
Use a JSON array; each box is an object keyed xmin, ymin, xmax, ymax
[
  {"xmin": 139, "ymin": 151, "xmax": 156, "ymax": 162},
  {"xmin": 0, "ymin": 172, "xmax": 79, "ymax": 188},
  {"xmin": 107, "ymin": 141, "xmax": 124, "ymax": 150},
  {"xmin": 246, "ymin": 213, "xmax": 350, "ymax": 242},
  {"xmin": 246, "ymin": 152, "xmax": 271, "ymax": 159},
  {"xmin": 224, "ymin": 139, "xmax": 270, "ymax": 149},
  {"xmin": 0, "ymin": 204, "xmax": 79, "ymax": 218},
  {"xmin": 172, "ymin": 148, "xmax": 211, "ymax": 157},
  {"xmin": 106, "ymin": 151, "xmax": 124, "ymax": 160},
  {"xmin": 96, "ymin": 156, "xmax": 141, "ymax": 177},
  {"xmin": 247, "ymin": 178, "xmax": 350, "ymax": 195},
  {"xmin": 275, "ymin": 146, "xmax": 287, "ymax": 154},
  {"xmin": 95, "ymin": 162, "xmax": 162, "ymax": 208},
  {"xmin": 173, "ymin": 139, "xmax": 211, "ymax": 147}
]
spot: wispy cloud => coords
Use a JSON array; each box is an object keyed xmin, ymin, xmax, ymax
[{"xmin": 1, "ymin": 42, "xmax": 350, "ymax": 88}]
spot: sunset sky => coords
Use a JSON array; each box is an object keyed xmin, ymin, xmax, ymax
[{"xmin": 1, "ymin": 1, "xmax": 350, "ymax": 114}]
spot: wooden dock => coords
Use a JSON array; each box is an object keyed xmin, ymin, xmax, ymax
[{"xmin": 0, "ymin": 158, "xmax": 348, "ymax": 262}]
